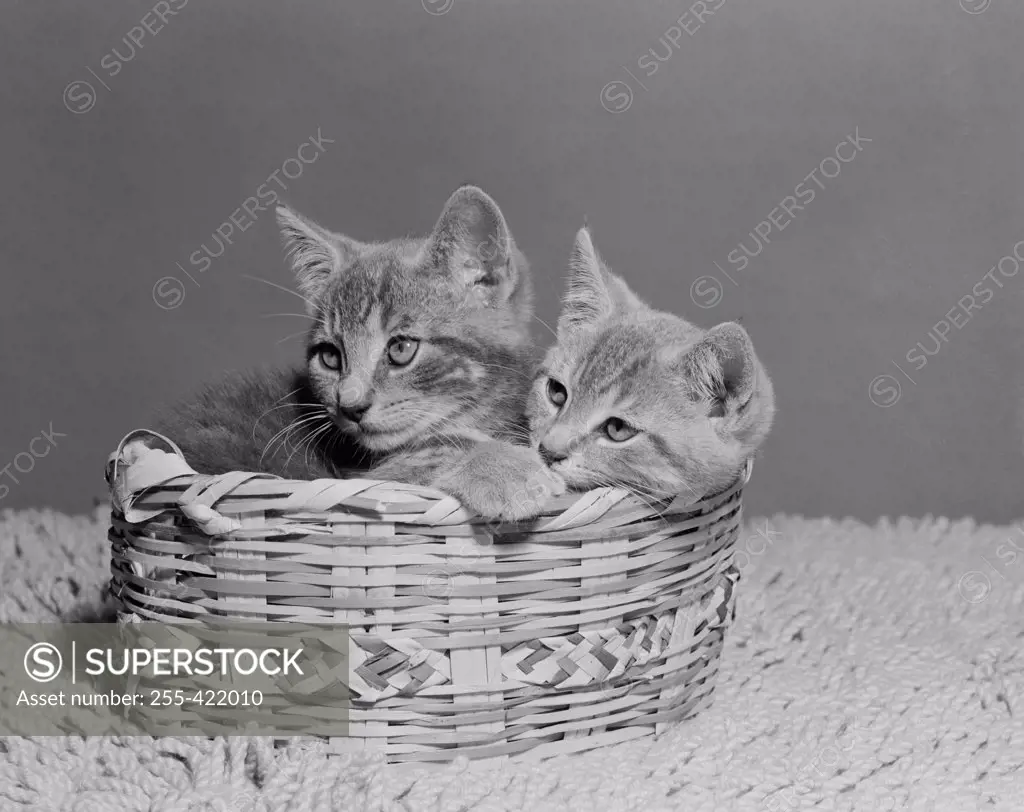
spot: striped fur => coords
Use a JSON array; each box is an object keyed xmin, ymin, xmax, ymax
[
  {"xmin": 153, "ymin": 368, "xmax": 359, "ymax": 480},
  {"xmin": 526, "ymin": 226, "xmax": 775, "ymax": 503},
  {"xmin": 158, "ymin": 186, "xmax": 562, "ymax": 520}
]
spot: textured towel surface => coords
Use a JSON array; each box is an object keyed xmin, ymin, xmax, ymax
[{"xmin": 1, "ymin": 508, "xmax": 1021, "ymax": 811}]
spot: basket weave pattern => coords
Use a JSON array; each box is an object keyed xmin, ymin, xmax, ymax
[{"xmin": 107, "ymin": 430, "xmax": 748, "ymax": 763}]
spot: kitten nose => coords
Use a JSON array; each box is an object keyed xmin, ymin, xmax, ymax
[
  {"xmin": 338, "ymin": 402, "xmax": 371, "ymax": 423},
  {"xmin": 539, "ymin": 444, "xmax": 568, "ymax": 466}
]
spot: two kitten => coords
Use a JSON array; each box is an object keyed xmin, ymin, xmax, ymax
[{"xmin": 159, "ymin": 186, "xmax": 774, "ymax": 519}]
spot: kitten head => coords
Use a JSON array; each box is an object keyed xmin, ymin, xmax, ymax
[
  {"xmin": 277, "ymin": 185, "xmax": 534, "ymax": 452},
  {"xmin": 526, "ymin": 226, "xmax": 775, "ymax": 501}
]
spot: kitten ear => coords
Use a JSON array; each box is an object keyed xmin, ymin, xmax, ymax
[
  {"xmin": 557, "ymin": 226, "xmax": 642, "ymax": 337},
  {"xmin": 276, "ymin": 205, "xmax": 364, "ymax": 308},
  {"xmin": 426, "ymin": 185, "xmax": 521, "ymax": 307},
  {"xmin": 672, "ymin": 322, "xmax": 758, "ymax": 418}
]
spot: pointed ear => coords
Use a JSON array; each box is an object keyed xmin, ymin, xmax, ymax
[
  {"xmin": 276, "ymin": 205, "xmax": 364, "ymax": 308},
  {"xmin": 425, "ymin": 185, "xmax": 521, "ymax": 307},
  {"xmin": 668, "ymin": 322, "xmax": 758, "ymax": 418},
  {"xmin": 557, "ymin": 226, "xmax": 642, "ymax": 337}
]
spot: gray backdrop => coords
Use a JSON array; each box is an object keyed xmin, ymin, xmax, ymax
[{"xmin": 2, "ymin": 0, "xmax": 1022, "ymax": 521}]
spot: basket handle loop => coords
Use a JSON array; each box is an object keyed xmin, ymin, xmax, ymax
[{"xmin": 106, "ymin": 429, "xmax": 196, "ymax": 522}]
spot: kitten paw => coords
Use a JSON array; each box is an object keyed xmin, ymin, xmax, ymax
[{"xmin": 434, "ymin": 444, "xmax": 565, "ymax": 522}]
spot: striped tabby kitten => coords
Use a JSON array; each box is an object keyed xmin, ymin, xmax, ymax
[
  {"xmin": 157, "ymin": 185, "xmax": 563, "ymax": 519},
  {"xmin": 526, "ymin": 226, "xmax": 774, "ymax": 503}
]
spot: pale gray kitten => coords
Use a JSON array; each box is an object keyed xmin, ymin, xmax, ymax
[{"xmin": 526, "ymin": 226, "xmax": 775, "ymax": 503}]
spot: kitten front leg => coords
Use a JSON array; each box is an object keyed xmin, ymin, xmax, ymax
[{"xmin": 431, "ymin": 441, "xmax": 565, "ymax": 521}]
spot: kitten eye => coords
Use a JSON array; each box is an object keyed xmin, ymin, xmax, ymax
[
  {"xmin": 547, "ymin": 378, "xmax": 567, "ymax": 407},
  {"xmin": 603, "ymin": 417, "xmax": 638, "ymax": 443},
  {"xmin": 317, "ymin": 344, "xmax": 342, "ymax": 371},
  {"xmin": 387, "ymin": 336, "xmax": 420, "ymax": 366}
]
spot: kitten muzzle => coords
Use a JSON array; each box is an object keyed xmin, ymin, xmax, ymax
[
  {"xmin": 538, "ymin": 444, "xmax": 568, "ymax": 467},
  {"xmin": 337, "ymin": 402, "xmax": 371, "ymax": 424}
]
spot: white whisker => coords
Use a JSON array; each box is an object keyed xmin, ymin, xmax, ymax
[
  {"xmin": 276, "ymin": 329, "xmax": 311, "ymax": 345},
  {"xmin": 260, "ymin": 312, "xmax": 318, "ymax": 322},
  {"xmin": 260, "ymin": 413, "xmax": 329, "ymax": 467},
  {"xmin": 532, "ymin": 314, "xmax": 558, "ymax": 339},
  {"xmin": 240, "ymin": 274, "xmax": 319, "ymax": 311}
]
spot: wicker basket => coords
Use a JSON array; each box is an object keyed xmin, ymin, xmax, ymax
[{"xmin": 106, "ymin": 429, "xmax": 749, "ymax": 763}]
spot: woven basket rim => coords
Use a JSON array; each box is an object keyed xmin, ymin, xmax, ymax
[{"xmin": 106, "ymin": 428, "xmax": 754, "ymax": 525}]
